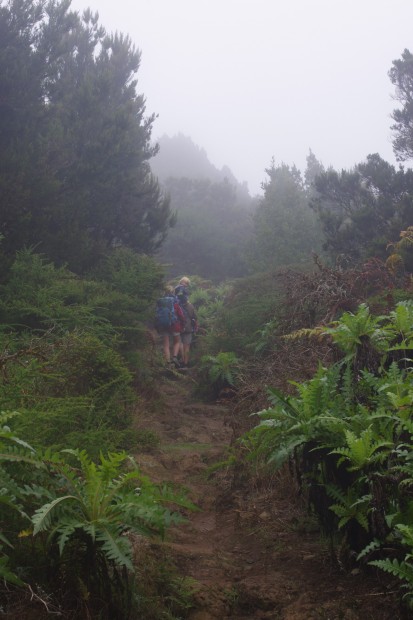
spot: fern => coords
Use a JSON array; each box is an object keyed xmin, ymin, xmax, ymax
[
  {"xmin": 200, "ymin": 352, "xmax": 240, "ymax": 391},
  {"xmin": 357, "ymin": 538, "xmax": 381, "ymax": 561},
  {"xmin": 370, "ymin": 558, "xmax": 413, "ymax": 585},
  {"xmin": 325, "ymin": 303, "xmax": 388, "ymax": 355},
  {"xmin": 0, "ymin": 555, "xmax": 24, "ymax": 586},
  {"xmin": 329, "ymin": 428, "xmax": 392, "ymax": 471},
  {"xmin": 95, "ymin": 528, "xmax": 133, "ymax": 570},
  {"xmin": 55, "ymin": 520, "xmax": 77, "ymax": 555},
  {"xmin": 282, "ymin": 326, "xmax": 328, "ymax": 341},
  {"xmin": 31, "ymin": 449, "xmax": 191, "ymax": 571},
  {"xmin": 385, "ymin": 301, "xmax": 413, "ymax": 342},
  {"xmin": 329, "ymin": 489, "xmax": 371, "ymax": 531},
  {"xmin": 32, "ymin": 495, "xmax": 78, "ymax": 535}
]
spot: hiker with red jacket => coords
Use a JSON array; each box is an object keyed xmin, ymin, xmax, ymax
[
  {"xmin": 179, "ymin": 297, "xmax": 197, "ymax": 368},
  {"xmin": 174, "ymin": 277, "xmax": 198, "ymax": 368}
]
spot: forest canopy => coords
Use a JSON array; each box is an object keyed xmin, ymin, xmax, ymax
[{"xmin": 0, "ymin": 0, "xmax": 174, "ymax": 274}]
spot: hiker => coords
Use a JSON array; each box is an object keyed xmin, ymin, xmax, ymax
[
  {"xmin": 174, "ymin": 277, "xmax": 198, "ymax": 368},
  {"xmin": 155, "ymin": 286, "xmax": 185, "ymax": 367},
  {"xmin": 174, "ymin": 276, "xmax": 190, "ymax": 302},
  {"xmin": 179, "ymin": 296, "xmax": 198, "ymax": 368}
]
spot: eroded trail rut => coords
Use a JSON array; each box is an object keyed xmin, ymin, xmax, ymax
[{"xmin": 134, "ymin": 372, "xmax": 398, "ymax": 620}]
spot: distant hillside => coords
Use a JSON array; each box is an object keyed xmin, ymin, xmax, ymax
[
  {"xmin": 151, "ymin": 133, "xmax": 250, "ymax": 198},
  {"xmin": 150, "ymin": 133, "xmax": 256, "ymax": 282}
]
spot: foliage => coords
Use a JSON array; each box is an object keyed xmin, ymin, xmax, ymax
[
  {"xmin": 92, "ymin": 247, "xmax": 164, "ymax": 304},
  {"xmin": 274, "ymin": 255, "xmax": 396, "ymax": 330},
  {"xmin": 0, "ymin": 307, "xmax": 134, "ymax": 457},
  {"xmin": 133, "ymin": 544, "xmax": 197, "ymax": 619},
  {"xmin": 0, "ymin": 248, "xmax": 166, "ymax": 456},
  {"xmin": 364, "ymin": 522, "xmax": 413, "ymax": 610},
  {"xmin": 245, "ymin": 299, "xmax": 413, "ymax": 607},
  {"xmin": 0, "ymin": 247, "xmax": 163, "ymax": 348},
  {"xmin": 201, "ymin": 271, "xmax": 284, "ymax": 356},
  {"xmin": 389, "ymin": 48, "xmax": 413, "ymax": 161},
  {"xmin": 0, "ymin": 241, "xmax": 192, "ymax": 616},
  {"xmin": 200, "ymin": 257, "xmax": 396, "ymax": 367},
  {"xmin": 310, "ymin": 154, "xmax": 413, "ymax": 265},
  {"xmin": 200, "ymin": 352, "xmax": 240, "ymax": 395},
  {"xmin": 387, "ymin": 226, "xmax": 413, "ymax": 276},
  {"xmin": 0, "ymin": 416, "xmax": 193, "ymax": 618},
  {"xmin": 250, "ymin": 161, "xmax": 324, "ymax": 271},
  {"xmin": 0, "ymin": 0, "xmax": 173, "ymax": 273}
]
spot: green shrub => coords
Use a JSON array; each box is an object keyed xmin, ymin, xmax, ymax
[
  {"xmin": 204, "ymin": 272, "xmax": 283, "ymax": 355},
  {"xmin": 199, "ymin": 351, "xmax": 240, "ymax": 398},
  {"xmin": 0, "ymin": 417, "xmax": 194, "ymax": 618},
  {"xmin": 245, "ymin": 301, "xmax": 413, "ymax": 571}
]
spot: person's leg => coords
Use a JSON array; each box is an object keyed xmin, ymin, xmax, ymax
[
  {"xmin": 172, "ymin": 334, "xmax": 181, "ymax": 359},
  {"xmin": 163, "ymin": 333, "xmax": 171, "ymax": 361},
  {"xmin": 181, "ymin": 333, "xmax": 192, "ymax": 365},
  {"xmin": 183, "ymin": 342, "xmax": 190, "ymax": 365}
]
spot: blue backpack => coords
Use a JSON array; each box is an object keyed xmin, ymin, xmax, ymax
[{"xmin": 155, "ymin": 296, "xmax": 177, "ymax": 330}]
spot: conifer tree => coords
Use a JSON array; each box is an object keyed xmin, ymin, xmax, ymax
[{"xmin": 0, "ymin": 0, "xmax": 173, "ymax": 273}]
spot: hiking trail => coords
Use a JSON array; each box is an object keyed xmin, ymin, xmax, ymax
[{"xmin": 134, "ymin": 370, "xmax": 399, "ymax": 620}]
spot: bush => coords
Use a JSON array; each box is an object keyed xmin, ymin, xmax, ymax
[{"xmin": 204, "ymin": 272, "xmax": 283, "ymax": 355}]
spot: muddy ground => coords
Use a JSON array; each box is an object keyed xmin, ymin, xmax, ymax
[{"xmin": 134, "ymin": 368, "xmax": 403, "ymax": 620}]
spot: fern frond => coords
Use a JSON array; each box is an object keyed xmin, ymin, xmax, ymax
[
  {"xmin": 32, "ymin": 495, "xmax": 78, "ymax": 535},
  {"xmin": 266, "ymin": 387, "xmax": 300, "ymax": 417},
  {"xmin": 370, "ymin": 558, "xmax": 413, "ymax": 585},
  {"xmin": 355, "ymin": 511, "xmax": 370, "ymax": 531},
  {"xmin": 396, "ymin": 524, "xmax": 413, "ymax": 548},
  {"xmin": 267, "ymin": 437, "xmax": 306, "ymax": 468},
  {"xmin": 0, "ymin": 446, "xmax": 45, "ymax": 467},
  {"xmin": 283, "ymin": 327, "xmax": 327, "ymax": 341},
  {"xmin": 0, "ymin": 556, "xmax": 24, "ymax": 586},
  {"xmin": 95, "ymin": 528, "xmax": 133, "ymax": 570},
  {"xmin": 357, "ymin": 539, "xmax": 381, "ymax": 561},
  {"xmin": 56, "ymin": 521, "xmax": 77, "ymax": 555},
  {"xmin": 325, "ymin": 484, "xmax": 346, "ymax": 504}
]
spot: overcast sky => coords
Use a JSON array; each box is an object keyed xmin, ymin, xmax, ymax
[{"xmin": 70, "ymin": 0, "xmax": 413, "ymax": 195}]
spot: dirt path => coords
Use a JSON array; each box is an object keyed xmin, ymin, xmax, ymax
[{"xmin": 134, "ymin": 370, "xmax": 400, "ymax": 620}]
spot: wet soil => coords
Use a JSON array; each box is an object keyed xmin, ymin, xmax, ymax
[{"xmin": 134, "ymin": 369, "xmax": 402, "ymax": 620}]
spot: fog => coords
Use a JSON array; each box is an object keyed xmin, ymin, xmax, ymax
[{"xmin": 70, "ymin": 0, "xmax": 413, "ymax": 195}]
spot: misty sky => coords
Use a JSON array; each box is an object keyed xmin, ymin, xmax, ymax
[{"xmin": 70, "ymin": 0, "xmax": 413, "ymax": 195}]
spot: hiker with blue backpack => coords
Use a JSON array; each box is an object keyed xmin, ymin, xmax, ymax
[{"xmin": 155, "ymin": 285, "xmax": 185, "ymax": 367}]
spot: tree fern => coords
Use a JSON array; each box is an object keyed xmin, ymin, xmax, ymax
[
  {"xmin": 384, "ymin": 301, "xmax": 413, "ymax": 343},
  {"xmin": 324, "ymin": 303, "xmax": 388, "ymax": 355}
]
